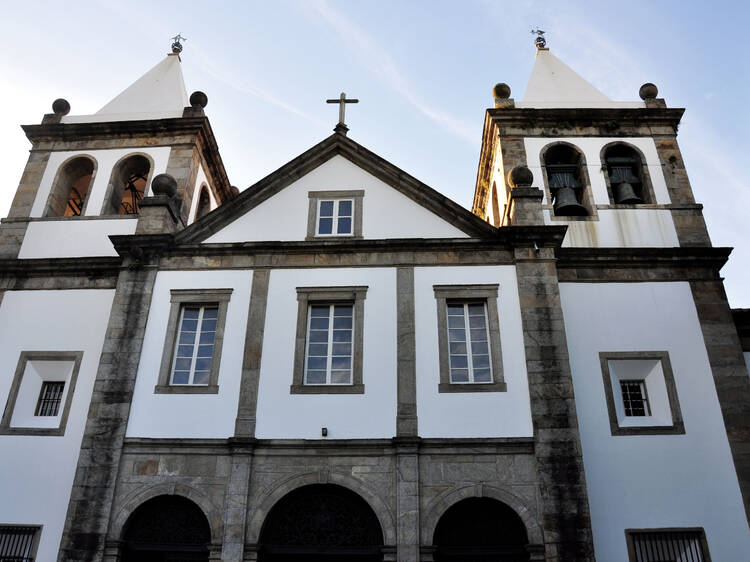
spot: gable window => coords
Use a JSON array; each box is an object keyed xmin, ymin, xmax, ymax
[
  {"xmin": 155, "ymin": 289, "xmax": 232, "ymax": 394},
  {"xmin": 626, "ymin": 528, "xmax": 710, "ymax": 562},
  {"xmin": 602, "ymin": 143, "xmax": 655, "ymax": 205},
  {"xmin": 45, "ymin": 156, "xmax": 96, "ymax": 217},
  {"xmin": 306, "ymin": 190, "xmax": 364, "ymax": 239},
  {"xmin": 541, "ymin": 143, "xmax": 593, "ymax": 218},
  {"xmin": 0, "ymin": 351, "xmax": 82, "ymax": 436},
  {"xmin": 0, "ymin": 525, "xmax": 40, "ymax": 561},
  {"xmin": 600, "ymin": 351, "xmax": 684, "ymax": 436},
  {"xmin": 104, "ymin": 154, "xmax": 152, "ymax": 215},
  {"xmin": 291, "ymin": 286, "xmax": 367, "ymax": 394},
  {"xmin": 433, "ymin": 285, "xmax": 506, "ymax": 393}
]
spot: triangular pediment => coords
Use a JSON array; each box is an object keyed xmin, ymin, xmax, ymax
[{"xmin": 177, "ymin": 134, "xmax": 496, "ymax": 245}]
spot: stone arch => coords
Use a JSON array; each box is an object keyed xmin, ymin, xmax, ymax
[
  {"xmin": 422, "ymin": 484, "xmax": 543, "ymax": 546},
  {"xmin": 102, "ymin": 152, "xmax": 155, "ymax": 215},
  {"xmin": 246, "ymin": 470, "xmax": 396, "ymax": 546},
  {"xmin": 110, "ymin": 482, "xmax": 223, "ymax": 545},
  {"xmin": 539, "ymin": 140, "xmax": 596, "ymax": 218},
  {"xmin": 599, "ymin": 140, "xmax": 656, "ymax": 204},
  {"xmin": 44, "ymin": 153, "xmax": 98, "ymax": 217},
  {"xmin": 194, "ymin": 183, "xmax": 212, "ymax": 221}
]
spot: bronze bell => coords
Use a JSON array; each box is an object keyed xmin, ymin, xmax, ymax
[
  {"xmin": 613, "ymin": 181, "xmax": 643, "ymax": 204},
  {"xmin": 553, "ymin": 187, "xmax": 588, "ymax": 216}
]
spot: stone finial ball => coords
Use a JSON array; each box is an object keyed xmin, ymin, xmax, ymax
[
  {"xmin": 639, "ymin": 83, "xmax": 658, "ymax": 100},
  {"xmin": 52, "ymin": 98, "xmax": 71, "ymax": 116},
  {"xmin": 508, "ymin": 166, "xmax": 533, "ymax": 188},
  {"xmin": 229, "ymin": 186, "xmax": 240, "ymax": 199},
  {"xmin": 493, "ymin": 83, "xmax": 511, "ymax": 100},
  {"xmin": 190, "ymin": 91, "xmax": 208, "ymax": 109},
  {"xmin": 151, "ymin": 173, "xmax": 178, "ymax": 198}
]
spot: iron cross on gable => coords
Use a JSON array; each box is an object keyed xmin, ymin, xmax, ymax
[{"xmin": 326, "ymin": 92, "xmax": 358, "ymax": 134}]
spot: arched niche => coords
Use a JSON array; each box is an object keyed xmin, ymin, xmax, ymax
[
  {"xmin": 432, "ymin": 497, "xmax": 531, "ymax": 561},
  {"xmin": 45, "ymin": 155, "xmax": 96, "ymax": 217},
  {"xmin": 120, "ymin": 494, "xmax": 211, "ymax": 562},
  {"xmin": 540, "ymin": 142, "xmax": 594, "ymax": 218},
  {"xmin": 103, "ymin": 153, "xmax": 153, "ymax": 215},
  {"xmin": 258, "ymin": 483, "xmax": 385, "ymax": 561},
  {"xmin": 195, "ymin": 184, "xmax": 211, "ymax": 221},
  {"xmin": 600, "ymin": 141, "xmax": 656, "ymax": 204}
]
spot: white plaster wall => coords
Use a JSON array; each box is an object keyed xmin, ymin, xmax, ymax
[
  {"xmin": 0, "ymin": 289, "xmax": 114, "ymax": 562},
  {"xmin": 126, "ymin": 270, "xmax": 252, "ymax": 439},
  {"xmin": 29, "ymin": 146, "xmax": 171, "ymax": 217},
  {"xmin": 187, "ymin": 163, "xmax": 217, "ymax": 224},
  {"xmin": 205, "ymin": 155, "xmax": 468, "ymax": 243},
  {"xmin": 18, "ymin": 218, "xmax": 137, "ymax": 258},
  {"xmin": 415, "ymin": 266, "xmax": 533, "ymax": 438},
  {"xmin": 560, "ymin": 282, "xmax": 750, "ymax": 561},
  {"xmin": 255, "ymin": 268, "xmax": 397, "ymax": 439},
  {"xmin": 524, "ymin": 137, "xmax": 679, "ymax": 247}
]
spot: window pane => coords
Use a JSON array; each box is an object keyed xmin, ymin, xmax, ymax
[
  {"xmin": 172, "ymin": 371, "xmax": 189, "ymax": 384},
  {"xmin": 447, "ymin": 304, "xmax": 464, "ymax": 315},
  {"xmin": 338, "ymin": 200, "xmax": 352, "ymax": 216},
  {"xmin": 473, "ymin": 369, "xmax": 492, "ymax": 383},
  {"xmin": 448, "ymin": 329, "xmax": 466, "ymax": 343},
  {"xmin": 310, "ymin": 316, "xmax": 330, "ymax": 330},
  {"xmin": 337, "ymin": 217, "xmax": 352, "ymax": 234},
  {"xmin": 306, "ymin": 370, "xmax": 326, "ymax": 384},
  {"xmin": 332, "ymin": 343, "xmax": 351, "ymax": 356},
  {"xmin": 472, "ymin": 355, "xmax": 490, "ymax": 369},
  {"xmin": 470, "ymin": 328, "xmax": 487, "ymax": 343},
  {"xmin": 183, "ymin": 308, "xmax": 200, "ymax": 319},
  {"xmin": 333, "ymin": 330, "xmax": 352, "ymax": 343},
  {"xmin": 331, "ymin": 370, "xmax": 352, "ymax": 384},
  {"xmin": 331, "ymin": 356, "xmax": 351, "ymax": 370},
  {"xmin": 319, "ymin": 200, "xmax": 334, "ymax": 216},
  {"xmin": 318, "ymin": 217, "xmax": 333, "ymax": 234},
  {"xmin": 202, "ymin": 307, "xmax": 218, "ymax": 319},
  {"xmin": 469, "ymin": 314, "xmax": 487, "ymax": 329},
  {"xmin": 448, "ymin": 315, "xmax": 465, "ymax": 329},
  {"xmin": 179, "ymin": 331, "xmax": 195, "ymax": 345},
  {"xmin": 333, "ymin": 316, "xmax": 352, "ymax": 329},
  {"xmin": 197, "ymin": 344, "xmax": 214, "ymax": 358},
  {"xmin": 181, "ymin": 319, "xmax": 198, "ymax": 332},
  {"xmin": 177, "ymin": 344, "xmax": 193, "ymax": 358},
  {"xmin": 467, "ymin": 304, "xmax": 485, "ymax": 316},
  {"xmin": 309, "ymin": 329, "xmax": 329, "ymax": 343},
  {"xmin": 450, "ymin": 355, "xmax": 468, "ymax": 369},
  {"xmin": 193, "ymin": 371, "xmax": 209, "ymax": 385},
  {"xmin": 174, "ymin": 358, "xmax": 192, "ymax": 371},
  {"xmin": 199, "ymin": 331, "xmax": 215, "ymax": 345},
  {"xmin": 310, "ymin": 306, "xmax": 330, "ymax": 317},
  {"xmin": 194, "ymin": 358, "xmax": 211, "ymax": 372},
  {"xmin": 450, "ymin": 369, "xmax": 469, "ymax": 382},
  {"xmin": 201, "ymin": 318, "xmax": 217, "ymax": 332},
  {"xmin": 449, "ymin": 342, "xmax": 467, "ymax": 354},
  {"xmin": 334, "ymin": 305, "xmax": 353, "ymax": 316},
  {"xmin": 308, "ymin": 343, "xmax": 328, "ymax": 356},
  {"xmin": 307, "ymin": 356, "xmax": 327, "ymax": 370}
]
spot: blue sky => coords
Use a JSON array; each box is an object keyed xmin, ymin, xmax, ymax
[{"xmin": 0, "ymin": 0, "xmax": 748, "ymax": 305}]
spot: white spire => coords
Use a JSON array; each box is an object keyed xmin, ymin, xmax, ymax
[
  {"xmin": 517, "ymin": 49, "xmax": 643, "ymax": 109},
  {"xmin": 61, "ymin": 54, "xmax": 189, "ymax": 123}
]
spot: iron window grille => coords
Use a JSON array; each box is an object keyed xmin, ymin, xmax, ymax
[
  {"xmin": 627, "ymin": 529, "xmax": 710, "ymax": 562},
  {"xmin": 171, "ymin": 305, "xmax": 219, "ymax": 385},
  {"xmin": 620, "ymin": 379, "xmax": 651, "ymax": 417},
  {"xmin": 0, "ymin": 526, "xmax": 38, "ymax": 562},
  {"xmin": 34, "ymin": 381, "xmax": 65, "ymax": 417}
]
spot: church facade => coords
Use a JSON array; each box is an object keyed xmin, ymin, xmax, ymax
[{"xmin": 0, "ymin": 41, "xmax": 748, "ymax": 562}]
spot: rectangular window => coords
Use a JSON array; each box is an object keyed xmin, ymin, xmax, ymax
[
  {"xmin": 171, "ymin": 305, "xmax": 219, "ymax": 385},
  {"xmin": 446, "ymin": 302, "xmax": 492, "ymax": 383},
  {"xmin": 305, "ymin": 304, "xmax": 354, "ymax": 385},
  {"xmin": 35, "ymin": 381, "xmax": 65, "ymax": 417},
  {"xmin": 433, "ymin": 285, "xmax": 506, "ymax": 393},
  {"xmin": 626, "ymin": 529, "xmax": 710, "ymax": 562},
  {"xmin": 620, "ymin": 379, "xmax": 650, "ymax": 417},
  {"xmin": 155, "ymin": 289, "xmax": 232, "ymax": 394},
  {"xmin": 317, "ymin": 199, "xmax": 353, "ymax": 236},
  {"xmin": 0, "ymin": 525, "xmax": 39, "ymax": 561},
  {"xmin": 292, "ymin": 286, "xmax": 367, "ymax": 394}
]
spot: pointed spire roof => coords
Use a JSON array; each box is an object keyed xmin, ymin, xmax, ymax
[
  {"xmin": 61, "ymin": 53, "xmax": 189, "ymax": 123},
  {"xmin": 518, "ymin": 49, "xmax": 643, "ymax": 109}
]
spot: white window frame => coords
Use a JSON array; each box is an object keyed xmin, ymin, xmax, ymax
[
  {"xmin": 304, "ymin": 303, "xmax": 355, "ymax": 385},
  {"xmin": 445, "ymin": 302, "xmax": 493, "ymax": 384},
  {"xmin": 316, "ymin": 198, "xmax": 354, "ymax": 236},
  {"xmin": 306, "ymin": 190, "xmax": 364, "ymax": 240},
  {"xmin": 170, "ymin": 304, "xmax": 220, "ymax": 386}
]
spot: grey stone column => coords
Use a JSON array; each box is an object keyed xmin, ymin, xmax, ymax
[
  {"xmin": 220, "ymin": 442, "xmax": 255, "ymax": 562},
  {"xmin": 514, "ymin": 246, "xmax": 595, "ymax": 562},
  {"xmin": 58, "ymin": 259, "xmax": 159, "ymax": 562},
  {"xmin": 690, "ymin": 279, "xmax": 750, "ymax": 523},
  {"xmin": 165, "ymin": 144, "xmax": 202, "ymax": 224},
  {"xmin": 396, "ymin": 267, "xmax": 418, "ymax": 436},
  {"xmin": 394, "ymin": 438, "xmax": 420, "ymax": 562}
]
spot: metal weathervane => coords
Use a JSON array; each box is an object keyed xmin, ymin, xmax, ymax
[
  {"xmin": 531, "ymin": 28, "xmax": 546, "ymax": 49},
  {"xmin": 171, "ymin": 33, "xmax": 187, "ymax": 54}
]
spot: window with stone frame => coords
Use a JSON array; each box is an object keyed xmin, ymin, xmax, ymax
[
  {"xmin": 306, "ymin": 190, "xmax": 364, "ymax": 239},
  {"xmin": 600, "ymin": 351, "xmax": 685, "ymax": 436},
  {"xmin": 291, "ymin": 286, "xmax": 367, "ymax": 394},
  {"xmin": 0, "ymin": 525, "xmax": 41, "ymax": 561},
  {"xmin": 433, "ymin": 284, "xmax": 506, "ymax": 393},
  {"xmin": 155, "ymin": 289, "xmax": 232, "ymax": 394}
]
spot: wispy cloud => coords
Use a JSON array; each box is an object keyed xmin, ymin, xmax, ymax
[{"xmin": 308, "ymin": 0, "xmax": 476, "ymax": 144}]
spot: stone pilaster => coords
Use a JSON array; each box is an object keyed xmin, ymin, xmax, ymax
[
  {"xmin": 690, "ymin": 279, "xmax": 750, "ymax": 523},
  {"xmin": 396, "ymin": 267, "xmax": 418, "ymax": 436},
  {"xmin": 394, "ymin": 438, "xmax": 420, "ymax": 562},
  {"xmin": 221, "ymin": 441, "xmax": 255, "ymax": 562},
  {"xmin": 165, "ymin": 144, "xmax": 202, "ymax": 224},
  {"xmin": 515, "ymin": 246, "xmax": 595, "ymax": 562},
  {"xmin": 58, "ymin": 260, "xmax": 159, "ymax": 562},
  {"xmin": 135, "ymin": 195, "xmax": 183, "ymax": 234},
  {"xmin": 506, "ymin": 166, "xmax": 544, "ymax": 227},
  {"xmin": 499, "ymin": 137, "xmax": 528, "ymax": 189}
]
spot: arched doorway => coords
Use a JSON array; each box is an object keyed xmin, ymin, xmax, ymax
[
  {"xmin": 121, "ymin": 495, "xmax": 211, "ymax": 561},
  {"xmin": 433, "ymin": 497, "xmax": 530, "ymax": 561},
  {"xmin": 259, "ymin": 484, "xmax": 384, "ymax": 561}
]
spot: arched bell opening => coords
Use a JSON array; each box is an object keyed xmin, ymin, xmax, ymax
[
  {"xmin": 541, "ymin": 143, "xmax": 590, "ymax": 217},
  {"xmin": 105, "ymin": 154, "xmax": 152, "ymax": 215},
  {"xmin": 432, "ymin": 497, "xmax": 530, "ymax": 562},
  {"xmin": 258, "ymin": 483, "xmax": 384, "ymax": 562},
  {"xmin": 120, "ymin": 494, "xmax": 211, "ymax": 562},
  {"xmin": 602, "ymin": 143, "xmax": 652, "ymax": 204},
  {"xmin": 195, "ymin": 185, "xmax": 211, "ymax": 221},
  {"xmin": 45, "ymin": 155, "xmax": 96, "ymax": 217}
]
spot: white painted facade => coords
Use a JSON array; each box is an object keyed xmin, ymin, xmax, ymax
[
  {"xmin": 205, "ymin": 155, "xmax": 469, "ymax": 243},
  {"xmin": 560, "ymin": 282, "xmax": 750, "ymax": 561},
  {"xmin": 0, "ymin": 289, "xmax": 114, "ymax": 562}
]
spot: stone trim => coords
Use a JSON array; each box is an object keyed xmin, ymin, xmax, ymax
[
  {"xmin": 599, "ymin": 351, "xmax": 685, "ymax": 436},
  {"xmin": 396, "ymin": 267, "xmax": 418, "ymax": 436},
  {"xmin": 539, "ymin": 141, "xmax": 599, "ymax": 221},
  {"xmin": 234, "ymin": 270, "xmax": 270, "ymax": 437},
  {"xmin": 599, "ymin": 141, "xmax": 657, "ymax": 205},
  {"xmin": 624, "ymin": 527, "xmax": 712, "ymax": 562},
  {"xmin": 306, "ymin": 190, "xmax": 364, "ymax": 240},
  {"xmin": 291, "ymin": 286, "xmax": 367, "ymax": 394},
  {"xmin": 0, "ymin": 351, "xmax": 83, "ymax": 436},
  {"xmin": 155, "ymin": 288, "xmax": 233, "ymax": 394},
  {"xmin": 432, "ymin": 284, "xmax": 505, "ymax": 393}
]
